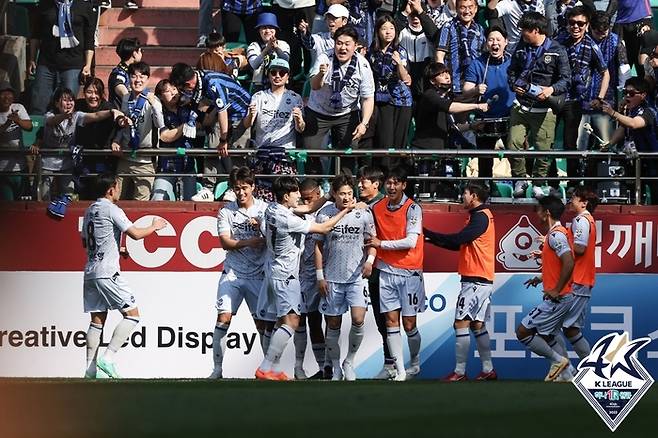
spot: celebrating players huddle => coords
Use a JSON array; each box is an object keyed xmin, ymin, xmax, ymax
[{"xmin": 81, "ymin": 169, "xmax": 598, "ymax": 382}]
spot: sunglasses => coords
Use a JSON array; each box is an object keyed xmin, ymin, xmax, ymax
[
  {"xmin": 623, "ymin": 89, "xmax": 641, "ymax": 97},
  {"xmin": 269, "ymin": 69, "xmax": 288, "ymax": 77},
  {"xmin": 568, "ymin": 20, "xmax": 588, "ymax": 28}
]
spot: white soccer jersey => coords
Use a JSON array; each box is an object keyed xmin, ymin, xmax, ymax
[
  {"xmin": 571, "ymin": 212, "xmax": 592, "ymax": 247},
  {"xmin": 81, "ymin": 198, "xmax": 133, "ymax": 280},
  {"xmin": 42, "ymin": 111, "xmax": 86, "ymax": 171},
  {"xmin": 315, "ymin": 204, "xmax": 376, "ymax": 284},
  {"xmin": 217, "ymin": 198, "xmax": 268, "ymax": 279},
  {"xmin": 299, "ymin": 201, "xmax": 332, "ymax": 280},
  {"xmin": 251, "ymin": 89, "xmax": 303, "ymax": 150},
  {"xmin": 265, "ymin": 202, "xmax": 311, "ymax": 281}
]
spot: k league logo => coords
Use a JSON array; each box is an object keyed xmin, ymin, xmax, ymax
[{"xmin": 573, "ymin": 332, "xmax": 654, "ymax": 432}]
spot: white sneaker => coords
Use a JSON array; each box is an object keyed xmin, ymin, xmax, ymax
[
  {"xmin": 222, "ymin": 189, "xmax": 236, "ymax": 202},
  {"xmin": 394, "ymin": 370, "xmax": 407, "ymax": 381},
  {"xmin": 294, "ymin": 366, "xmax": 307, "ymax": 380},
  {"xmin": 331, "ymin": 366, "xmax": 343, "ymax": 381},
  {"xmin": 207, "ymin": 369, "xmax": 223, "ymax": 379},
  {"xmin": 374, "ymin": 364, "xmax": 397, "ymax": 380},
  {"xmin": 196, "ymin": 35, "xmax": 208, "ymax": 48},
  {"xmin": 342, "ymin": 360, "xmax": 356, "ymax": 381},
  {"xmin": 513, "ymin": 180, "xmax": 529, "ymax": 198},
  {"xmin": 405, "ymin": 364, "xmax": 420, "ymax": 380},
  {"xmin": 192, "ymin": 187, "xmax": 214, "ymax": 202}
]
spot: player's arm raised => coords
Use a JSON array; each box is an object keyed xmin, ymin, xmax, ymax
[
  {"xmin": 308, "ymin": 206, "xmax": 352, "ymax": 234},
  {"xmin": 125, "ymin": 217, "xmax": 167, "ymax": 240}
]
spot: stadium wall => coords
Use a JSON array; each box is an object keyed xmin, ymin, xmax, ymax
[{"xmin": 1, "ymin": 202, "xmax": 657, "ymax": 379}]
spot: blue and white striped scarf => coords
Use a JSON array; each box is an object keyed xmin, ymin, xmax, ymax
[
  {"xmin": 55, "ymin": 0, "xmax": 79, "ymax": 49},
  {"xmin": 589, "ymin": 32, "xmax": 619, "ymax": 105}
]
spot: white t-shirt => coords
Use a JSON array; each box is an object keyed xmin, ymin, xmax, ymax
[
  {"xmin": 307, "ymin": 52, "xmax": 375, "ymax": 117},
  {"xmin": 251, "ymin": 89, "xmax": 303, "ymax": 150},
  {"xmin": 0, "ymin": 103, "xmax": 29, "ymax": 172},
  {"xmin": 41, "ymin": 111, "xmax": 86, "ymax": 171},
  {"xmin": 496, "ymin": 0, "xmax": 545, "ymax": 54},
  {"xmin": 247, "ymin": 40, "xmax": 291, "ymax": 85},
  {"xmin": 274, "ymin": 0, "xmax": 315, "ymax": 9}
]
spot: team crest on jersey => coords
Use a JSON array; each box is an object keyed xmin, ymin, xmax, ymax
[
  {"xmin": 573, "ymin": 331, "xmax": 654, "ymax": 432},
  {"xmin": 496, "ymin": 215, "xmax": 542, "ymax": 271},
  {"xmin": 544, "ymin": 55, "xmax": 552, "ymax": 64}
]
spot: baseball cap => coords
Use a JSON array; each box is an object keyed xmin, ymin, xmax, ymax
[
  {"xmin": 268, "ymin": 58, "xmax": 290, "ymax": 72},
  {"xmin": 325, "ymin": 4, "xmax": 349, "ymax": 19}
]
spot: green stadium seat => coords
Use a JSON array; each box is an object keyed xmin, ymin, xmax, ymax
[{"xmin": 495, "ymin": 182, "xmax": 513, "ymax": 197}]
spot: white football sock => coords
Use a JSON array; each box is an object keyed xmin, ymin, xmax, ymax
[
  {"xmin": 550, "ymin": 335, "xmax": 568, "ymax": 359},
  {"xmin": 212, "ymin": 323, "xmax": 229, "ymax": 373},
  {"xmin": 345, "ymin": 322, "xmax": 364, "ymax": 363},
  {"xmin": 294, "ymin": 326, "xmax": 307, "ymax": 368},
  {"xmin": 260, "ymin": 325, "xmax": 293, "ymax": 371},
  {"xmin": 472, "ymin": 326, "xmax": 493, "ymax": 373},
  {"xmin": 312, "ymin": 343, "xmax": 326, "ymax": 371},
  {"xmin": 454, "ymin": 327, "xmax": 470, "ymax": 375},
  {"xmin": 521, "ymin": 334, "xmax": 563, "ymax": 363},
  {"xmin": 326, "ymin": 327, "xmax": 341, "ymax": 369},
  {"xmin": 405, "ymin": 327, "xmax": 421, "ymax": 365},
  {"xmin": 568, "ymin": 333, "xmax": 591, "ymax": 359},
  {"xmin": 261, "ymin": 329, "xmax": 272, "ymax": 355},
  {"xmin": 86, "ymin": 322, "xmax": 103, "ymax": 373},
  {"xmin": 103, "ymin": 316, "xmax": 139, "ymax": 362},
  {"xmin": 386, "ymin": 327, "xmax": 404, "ymax": 373}
]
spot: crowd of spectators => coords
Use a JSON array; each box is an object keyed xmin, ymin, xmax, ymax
[{"xmin": 1, "ymin": 0, "xmax": 658, "ymax": 204}]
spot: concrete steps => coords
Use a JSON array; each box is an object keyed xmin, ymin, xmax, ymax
[{"xmin": 98, "ymin": 7, "xmax": 200, "ymax": 27}]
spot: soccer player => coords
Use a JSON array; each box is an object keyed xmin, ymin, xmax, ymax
[
  {"xmin": 424, "ymin": 183, "xmax": 497, "ymax": 381},
  {"xmin": 315, "ymin": 175, "xmax": 377, "ymax": 381},
  {"xmin": 82, "ymin": 173, "xmax": 166, "ymax": 378},
  {"xmin": 516, "ymin": 195, "xmax": 574, "ymax": 381},
  {"xmin": 294, "ymin": 178, "xmax": 332, "ymax": 380},
  {"xmin": 357, "ymin": 165, "xmax": 394, "ymax": 379},
  {"xmin": 255, "ymin": 176, "xmax": 355, "ymax": 380},
  {"xmin": 367, "ymin": 165, "xmax": 425, "ymax": 381},
  {"xmin": 209, "ymin": 167, "xmax": 267, "ymax": 379}
]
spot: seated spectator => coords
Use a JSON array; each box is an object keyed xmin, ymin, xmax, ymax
[
  {"xmin": 247, "ymin": 13, "xmax": 291, "ymax": 93},
  {"xmin": 35, "ymin": 87, "xmax": 122, "ymax": 201},
  {"xmin": 75, "ymin": 77, "xmax": 118, "ymax": 199},
  {"xmin": 243, "ymin": 59, "xmax": 305, "ymax": 201},
  {"xmin": 109, "ymin": 38, "xmax": 143, "ymax": 110},
  {"xmin": 367, "ymin": 15, "xmax": 413, "ymax": 151},
  {"xmin": 111, "ymin": 62, "xmax": 165, "ymax": 201},
  {"xmin": 304, "ymin": 26, "xmax": 374, "ymax": 175},
  {"xmin": 29, "ymin": 0, "xmax": 96, "ymax": 115},
  {"xmin": 0, "ymin": 82, "xmax": 33, "ymax": 200},
  {"xmin": 151, "ymin": 80, "xmax": 206, "ymax": 201},
  {"xmin": 197, "ymin": 32, "xmax": 247, "ymax": 78},
  {"xmin": 601, "ymin": 77, "xmax": 658, "ymax": 204}
]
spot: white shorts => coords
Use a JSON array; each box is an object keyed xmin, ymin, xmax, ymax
[
  {"xmin": 256, "ymin": 276, "xmax": 277, "ymax": 322},
  {"xmin": 455, "ymin": 281, "xmax": 493, "ymax": 322},
  {"xmin": 320, "ymin": 279, "xmax": 369, "ymax": 316},
  {"xmin": 378, "ymin": 271, "xmax": 426, "ymax": 317},
  {"xmin": 272, "ymin": 277, "xmax": 303, "ymax": 318},
  {"xmin": 562, "ymin": 290, "xmax": 590, "ymax": 329},
  {"xmin": 216, "ymin": 272, "xmax": 262, "ymax": 316},
  {"xmin": 300, "ymin": 275, "xmax": 321, "ymax": 313},
  {"xmin": 521, "ymin": 293, "xmax": 575, "ymax": 336},
  {"xmin": 83, "ymin": 275, "xmax": 136, "ymax": 313}
]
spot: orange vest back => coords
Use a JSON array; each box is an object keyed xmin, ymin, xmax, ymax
[
  {"xmin": 542, "ymin": 225, "xmax": 573, "ymax": 295},
  {"xmin": 458, "ymin": 208, "xmax": 495, "ymax": 281},
  {"xmin": 372, "ymin": 198, "xmax": 424, "ymax": 270},
  {"xmin": 568, "ymin": 213, "xmax": 596, "ymax": 287}
]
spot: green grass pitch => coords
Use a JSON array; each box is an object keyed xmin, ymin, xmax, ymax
[{"xmin": 0, "ymin": 379, "xmax": 655, "ymax": 437}]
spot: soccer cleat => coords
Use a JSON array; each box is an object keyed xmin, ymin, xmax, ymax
[
  {"xmin": 374, "ymin": 364, "xmax": 397, "ymax": 380},
  {"xmin": 441, "ymin": 372, "xmax": 467, "ymax": 382},
  {"xmin": 207, "ymin": 369, "xmax": 223, "ymax": 379},
  {"xmin": 554, "ymin": 365, "xmax": 576, "ymax": 383},
  {"xmin": 308, "ymin": 370, "xmax": 324, "ymax": 380},
  {"xmin": 322, "ymin": 365, "xmax": 333, "ymax": 380},
  {"xmin": 272, "ymin": 371, "xmax": 290, "ymax": 381},
  {"xmin": 255, "ymin": 368, "xmax": 277, "ymax": 380},
  {"xmin": 97, "ymin": 357, "xmax": 121, "ymax": 379},
  {"xmin": 191, "ymin": 187, "xmax": 215, "ymax": 202},
  {"xmin": 331, "ymin": 366, "xmax": 343, "ymax": 381},
  {"xmin": 342, "ymin": 360, "xmax": 356, "ymax": 381},
  {"xmin": 393, "ymin": 370, "xmax": 407, "ymax": 381},
  {"xmin": 545, "ymin": 357, "xmax": 570, "ymax": 382},
  {"xmin": 405, "ymin": 364, "xmax": 421, "ymax": 380},
  {"xmin": 475, "ymin": 370, "xmax": 498, "ymax": 381},
  {"xmin": 124, "ymin": 0, "xmax": 139, "ymax": 9},
  {"xmin": 294, "ymin": 366, "xmax": 307, "ymax": 380}
]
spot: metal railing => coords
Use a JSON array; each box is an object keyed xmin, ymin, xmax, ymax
[{"xmin": 2, "ymin": 148, "xmax": 658, "ymax": 204}]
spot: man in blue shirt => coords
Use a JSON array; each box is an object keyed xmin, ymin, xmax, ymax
[
  {"xmin": 608, "ymin": 0, "xmax": 653, "ymax": 77},
  {"xmin": 463, "ymin": 26, "xmax": 515, "ymax": 193}
]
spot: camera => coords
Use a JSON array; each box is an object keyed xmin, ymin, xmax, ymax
[{"xmin": 514, "ymin": 78, "xmax": 542, "ymax": 98}]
